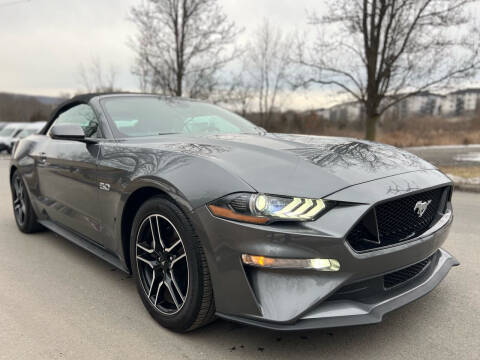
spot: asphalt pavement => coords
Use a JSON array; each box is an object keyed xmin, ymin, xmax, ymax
[
  {"xmin": 0, "ymin": 159, "xmax": 479, "ymax": 360},
  {"xmin": 408, "ymin": 144, "xmax": 480, "ymax": 167}
]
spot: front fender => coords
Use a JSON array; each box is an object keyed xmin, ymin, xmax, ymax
[{"xmin": 97, "ymin": 143, "xmax": 255, "ymax": 268}]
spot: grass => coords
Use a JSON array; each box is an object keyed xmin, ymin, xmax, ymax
[
  {"xmin": 260, "ymin": 112, "xmax": 480, "ymax": 148},
  {"xmin": 378, "ymin": 130, "xmax": 480, "ymax": 148}
]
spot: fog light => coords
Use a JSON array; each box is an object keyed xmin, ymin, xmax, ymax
[{"xmin": 241, "ymin": 254, "xmax": 340, "ymax": 271}]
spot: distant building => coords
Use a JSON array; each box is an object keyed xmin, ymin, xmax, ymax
[
  {"xmin": 326, "ymin": 101, "xmax": 363, "ymax": 122},
  {"xmin": 315, "ymin": 88, "xmax": 480, "ymax": 121}
]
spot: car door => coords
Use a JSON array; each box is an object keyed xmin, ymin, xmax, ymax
[{"xmin": 37, "ymin": 104, "xmax": 104, "ymax": 245}]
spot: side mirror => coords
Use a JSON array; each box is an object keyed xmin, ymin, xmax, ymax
[{"xmin": 50, "ymin": 123, "xmax": 86, "ymax": 141}]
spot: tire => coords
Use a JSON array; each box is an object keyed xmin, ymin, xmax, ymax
[
  {"xmin": 130, "ymin": 196, "xmax": 216, "ymax": 332},
  {"xmin": 10, "ymin": 170, "xmax": 43, "ymax": 233}
]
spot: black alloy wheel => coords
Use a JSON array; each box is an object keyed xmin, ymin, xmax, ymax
[
  {"xmin": 130, "ymin": 196, "xmax": 215, "ymax": 332},
  {"xmin": 11, "ymin": 170, "xmax": 42, "ymax": 233},
  {"xmin": 12, "ymin": 173, "xmax": 27, "ymax": 227},
  {"xmin": 136, "ymin": 214, "xmax": 189, "ymax": 315}
]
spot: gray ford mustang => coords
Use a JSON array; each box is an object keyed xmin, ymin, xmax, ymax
[{"xmin": 10, "ymin": 93, "xmax": 458, "ymax": 332}]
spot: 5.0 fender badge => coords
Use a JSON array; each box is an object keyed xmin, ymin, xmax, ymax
[{"xmin": 99, "ymin": 182, "xmax": 111, "ymax": 191}]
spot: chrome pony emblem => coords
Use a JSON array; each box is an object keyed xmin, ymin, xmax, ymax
[{"xmin": 414, "ymin": 200, "xmax": 432, "ymax": 217}]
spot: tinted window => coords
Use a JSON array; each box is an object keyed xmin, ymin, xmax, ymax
[
  {"xmin": 52, "ymin": 104, "xmax": 100, "ymax": 138},
  {"xmin": 101, "ymin": 97, "xmax": 259, "ymax": 137},
  {"xmin": 0, "ymin": 128, "xmax": 16, "ymax": 136},
  {"xmin": 17, "ymin": 129, "xmax": 36, "ymax": 138}
]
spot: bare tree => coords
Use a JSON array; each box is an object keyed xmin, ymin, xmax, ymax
[
  {"xmin": 230, "ymin": 73, "xmax": 255, "ymax": 117},
  {"xmin": 78, "ymin": 57, "xmax": 118, "ymax": 93},
  {"xmin": 297, "ymin": 0, "xmax": 480, "ymax": 140},
  {"xmin": 208, "ymin": 62, "xmax": 256, "ymax": 116},
  {"xmin": 245, "ymin": 20, "xmax": 292, "ymax": 127},
  {"xmin": 130, "ymin": 0, "xmax": 241, "ymax": 99}
]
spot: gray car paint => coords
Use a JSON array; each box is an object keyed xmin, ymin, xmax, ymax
[{"xmin": 9, "ymin": 94, "xmax": 458, "ymax": 330}]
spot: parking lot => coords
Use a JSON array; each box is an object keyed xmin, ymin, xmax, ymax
[
  {"xmin": 408, "ymin": 145, "xmax": 480, "ymax": 167},
  {"xmin": 0, "ymin": 159, "xmax": 478, "ymax": 360}
]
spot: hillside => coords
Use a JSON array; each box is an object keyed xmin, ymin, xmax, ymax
[{"xmin": 0, "ymin": 92, "xmax": 64, "ymax": 123}]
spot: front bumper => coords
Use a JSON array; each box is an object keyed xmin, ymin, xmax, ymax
[
  {"xmin": 217, "ymin": 248, "xmax": 458, "ymax": 330},
  {"xmin": 192, "ymin": 170, "xmax": 458, "ymax": 330}
]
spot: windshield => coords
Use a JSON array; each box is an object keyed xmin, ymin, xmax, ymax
[
  {"xmin": 101, "ymin": 97, "xmax": 260, "ymax": 138},
  {"xmin": 0, "ymin": 128, "xmax": 15, "ymax": 137},
  {"xmin": 18, "ymin": 129, "xmax": 37, "ymax": 138}
]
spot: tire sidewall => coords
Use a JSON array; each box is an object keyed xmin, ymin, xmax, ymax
[{"xmin": 130, "ymin": 196, "xmax": 204, "ymax": 331}]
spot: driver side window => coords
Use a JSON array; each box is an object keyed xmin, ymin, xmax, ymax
[{"xmin": 52, "ymin": 104, "xmax": 100, "ymax": 138}]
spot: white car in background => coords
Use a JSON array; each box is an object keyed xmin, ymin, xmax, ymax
[
  {"xmin": 8, "ymin": 122, "xmax": 46, "ymax": 153},
  {"xmin": 0, "ymin": 122, "xmax": 44, "ymax": 154}
]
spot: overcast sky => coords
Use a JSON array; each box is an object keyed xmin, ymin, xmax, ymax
[
  {"xmin": 0, "ymin": 0, "xmax": 340, "ymax": 109},
  {"xmin": 1, "ymin": 0, "xmax": 477, "ymax": 110}
]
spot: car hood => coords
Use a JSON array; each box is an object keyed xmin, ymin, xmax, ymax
[{"xmin": 126, "ymin": 133, "xmax": 436, "ymax": 198}]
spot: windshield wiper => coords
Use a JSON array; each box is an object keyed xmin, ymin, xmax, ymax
[{"xmin": 158, "ymin": 132, "xmax": 181, "ymax": 135}]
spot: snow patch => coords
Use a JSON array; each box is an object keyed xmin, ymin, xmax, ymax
[{"xmin": 453, "ymin": 152, "xmax": 480, "ymax": 163}]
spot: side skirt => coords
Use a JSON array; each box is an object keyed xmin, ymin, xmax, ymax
[{"xmin": 38, "ymin": 219, "xmax": 130, "ymax": 274}]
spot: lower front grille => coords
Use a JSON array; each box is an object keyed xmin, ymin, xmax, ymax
[
  {"xmin": 328, "ymin": 252, "xmax": 438, "ymax": 302},
  {"xmin": 384, "ymin": 256, "xmax": 432, "ymax": 289}
]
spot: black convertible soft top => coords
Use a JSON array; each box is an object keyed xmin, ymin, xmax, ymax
[
  {"xmin": 41, "ymin": 92, "xmax": 133, "ymax": 135},
  {"xmin": 41, "ymin": 92, "xmax": 194, "ymax": 135}
]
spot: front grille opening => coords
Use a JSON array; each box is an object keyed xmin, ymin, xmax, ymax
[
  {"xmin": 384, "ymin": 256, "xmax": 432, "ymax": 289},
  {"xmin": 376, "ymin": 188, "xmax": 443, "ymax": 243},
  {"xmin": 347, "ymin": 186, "xmax": 450, "ymax": 252}
]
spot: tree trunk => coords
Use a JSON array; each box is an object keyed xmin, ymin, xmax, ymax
[
  {"xmin": 176, "ymin": 74, "xmax": 183, "ymax": 97},
  {"xmin": 365, "ymin": 114, "xmax": 379, "ymax": 141}
]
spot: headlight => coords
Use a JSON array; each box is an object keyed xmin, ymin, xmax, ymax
[{"xmin": 208, "ymin": 193, "xmax": 330, "ymax": 224}]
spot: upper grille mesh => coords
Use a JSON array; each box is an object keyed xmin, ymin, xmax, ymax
[
  {"xmin": 347, "ymin": 187, "xmax": 449, "ymax": 252},
  {"xmin": 376, "ymin": 187, "xmax": 445, "ymax": 243}
]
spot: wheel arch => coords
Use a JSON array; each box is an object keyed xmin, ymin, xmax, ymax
[
  {"xmin": 121, "ymin": 187, "xmax": 167, "ymax": 272},
  {"xmin": 115, "ymin": 159, "xmax": 255, "ymax": 273},
  {"xmin": 120, "ymin": 182, "xmax": 192, "ymax": 273}
]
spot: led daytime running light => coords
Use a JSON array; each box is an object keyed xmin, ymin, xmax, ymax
[
  {"xmin": 251, "ymin": 194, "xmax": 326, "ymax": 220},
  {"xmin": 242, "ymin": 254, "xmax": 340, "ymax": 271}
]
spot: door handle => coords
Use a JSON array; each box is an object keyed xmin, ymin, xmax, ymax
[{"xmin": 39, "ymin": 152, "xmax": 47, "ymax": 164}]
